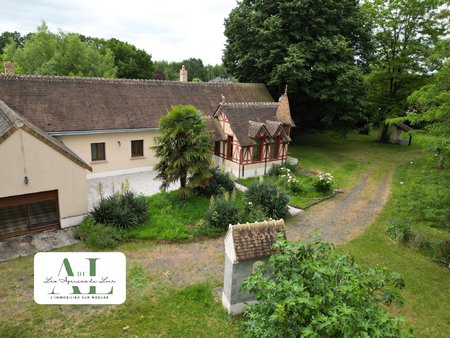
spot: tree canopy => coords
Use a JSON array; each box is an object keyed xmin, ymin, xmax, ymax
[
  {"xmin": 243, "ymin": 237, "xmax": 412, "ymax": 337},
  {"xmin": 363, "ymin": 0, "xmax": 448, "ymax": 123},
  {"xmin": 388, "ymin": 59, "xmax": 450, "ymax": 168},
  {"xmin": 223, "ymin": 0, "xmax": 373, "ymax": 130},
  {"xmin": 100, "ymin": 38, "xmax": 154, "ymax": 79},
  {"xmin": 152, "ymin": 105, "xmax": 212, "ymax": 198},
  {"xmin": 4, "ymin": 23, "xmax": 117, "ymax": 77}
]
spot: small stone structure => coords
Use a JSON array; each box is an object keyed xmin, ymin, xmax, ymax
[
  {"xmin": 379, "ymin": 122, "xmax": 413, "ymax": 146},
  {"xmin": 222, "ymin": 219, "xmax": 286, "ymax": 315}
]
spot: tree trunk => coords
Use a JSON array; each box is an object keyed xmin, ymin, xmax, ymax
[{"xmin": 180, "ymin": 175, "xmax": 187, "ymax": 188}]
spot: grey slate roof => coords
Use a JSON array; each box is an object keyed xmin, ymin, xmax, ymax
[
  {"xmin": 0, "ymin": 100, "xmax": 92, "ymax": 171},
  {"xmin": 0, "ymin": 75, "xmax": 274, "ymax": 133}
]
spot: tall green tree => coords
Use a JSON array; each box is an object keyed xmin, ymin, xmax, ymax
[
  {"xmin": 101, "ymin": 38, "xmax": 154, "ymax": 79},
  {"xmin": 4, "ymin": 23, "xmax": 116, "ymax": 77},
  {"xmin": 363, "ymin": 0, "xmax": 448, "ymax": 123},
  {"xmin": 243, "ymin": 237, "xmax": 412, "ymax": 337},
  {"xmin": 388, "ymin": 59, "xmax": 450, "ymax": 168},
  {"xmin": 152, "ymin": 105, "xmax": 211, "ymax": 198},
  {"xmin": 223, "ymin": 0, "xmax": 372, "ymax": 130}
]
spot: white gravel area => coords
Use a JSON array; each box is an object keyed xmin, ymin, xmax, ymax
[{"xmin": 87, "ymin": 170, "xmax": 179, "ymax": 210}]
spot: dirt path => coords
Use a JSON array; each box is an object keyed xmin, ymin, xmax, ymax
[
  {"xmin": 286, "ymin": 168, "xmax": 393, "ymax": 244},
  {"xmin": 129, "ymin": 168, "xmax": 394, "ymax": 286}
]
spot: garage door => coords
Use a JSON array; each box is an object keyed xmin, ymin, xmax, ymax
[{"xmin": 0, "ymin": 190, "xmax": 60, "ymax": 239}]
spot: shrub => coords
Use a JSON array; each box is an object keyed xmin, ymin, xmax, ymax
[
  {"xmin": 241, "ymin": 202, "xmax": 267, "ymax": 223},
  {"xmin": 277, "ymin": 167, "xmax": 304, "ymax": 194},
  {"xmin": 267, "ymin": 162, "xmax": 298, "ymax": 176},
  {"xmin": 91, "ymin": 190, "xmax": 149, "ymax": 230},
  {"xmin": 195, "ymin": 166, "xmax": 235, "ymax": 196},
  {"xmin": 242, "ymin": 237, "xmax": 411, "ymax": 337},
  {"xmin": 386, "ymin": 221, "xmax": 414, "ymax": 243},
  {"xmin": 76, "ymin": 217, "xmax": 121, "ymax": 249},
  {"xmin": 386, "ymin": 222, "xmax": 450, "ymax": 267},
  {"xmin": 205, "ymin": 197, "xmax": 240, "ymax": 230},
  {"xmin": 245, "ymin": 181, "xmax": 289, "ymax": 219},
  {"xmin": 315, "ymin": 172, "xmax": 334, "ymax": 192}
]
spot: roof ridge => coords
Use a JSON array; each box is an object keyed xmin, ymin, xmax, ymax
[
  {"xmin": 0, "ymin": 74, "xmax": 267, "ymax": 87},
  {"xmin": 223, "ymin": 101, "xmax": 278, "ymax": 106}
]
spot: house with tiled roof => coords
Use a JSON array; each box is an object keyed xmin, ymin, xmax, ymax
[{"xmin": 0, "ymin": 65, "xmax": 294, "ymax": 238}]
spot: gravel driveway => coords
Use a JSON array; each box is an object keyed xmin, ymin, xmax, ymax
[{"xmin": 87, "ymin": 169, "xmax": 179, "ymax": 209}]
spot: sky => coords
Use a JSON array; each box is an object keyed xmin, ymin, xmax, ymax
[{"xmin": 0, "ymin": 0, "xmax": 237, "ymax": 65}]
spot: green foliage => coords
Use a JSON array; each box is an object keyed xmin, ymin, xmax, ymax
[
  {"xmin": 388, "ymin": 59, "xmax": 450, "ymax": 168},
  {"xmin": 315, "ymin": 172, "xmax": 334, "ymax": 193},
  {"xmin": 194, "ymin": 166, "xmax": 235, "ymax": 196},
  {"xmin": 4, "ymin": 22, "xmax": 117, "ymax": 77},
  {"xmin": 267, "ymin": 163, "xmax": 298, "ymax": 176},
  {"xmin": 204, "ymin": 196, "xmax": 240, "ymax": 230},
  {"xmin": 76, "ymin": 217, "xmax": 121, "ymax": 249},
  {"xmin": 125, "ymin": 191, "xmax": 210, "ymax": 240},
  {"xmin": 223, "ymin": 0, "xmax": 372, "ymax": 130},
  {"xmin": 245, "ymin": 181, "xmax": 289, "ymax": 219},
  {"xmin": 387, "ymin": 222, "xmax": 450, "ymax": 267},
  {"xmin": 101, "ymin": 38, "xmax": 154, "ymax": 79},
  {"xmin": 90, "ymin": 190, "xmax": 149, "ymax": 230},
  {"xmin": 363, "ymin": 0, "xmax": 448, "ymax": 123},
  {"xmin": 392, "ymin": 162, "xmax": 450, "ymax": 227},
  {"xmin": 243, "ymin": 237, "xmax": 412, "ymax": 337},
  {"xmin": 152, "ymin": 105, "xmax": 212, "ymax": 198}
]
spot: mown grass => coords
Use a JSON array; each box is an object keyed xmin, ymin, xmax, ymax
[
  {"xmin": 124, "ymin": 190, "xmax": 210, "ymax": 240},
  {"xmin": 0, "ymin": 255, "xmax": 239, "ymax": 337}
]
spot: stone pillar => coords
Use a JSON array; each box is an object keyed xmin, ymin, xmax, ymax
[{"xmin": 222, "ymin": 254, "xmax": 257, "ymax": 315}]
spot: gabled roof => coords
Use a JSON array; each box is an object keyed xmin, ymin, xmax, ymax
[
  {"xmin": 214, "ymin": 102, "xmax": 292, "ymax": 147},
  {"xmin": 227, "ymin": 219, "xmax": 286, "ymax": 262},
  {"xmin": 0, "ymin": 75, "xmax": 274, "ymax": 133},
  {"xmin": 205, "ymin": 116, "xmax": 226, "ymax": 142},
  {"xmin": 0, "ymin": 100, "xmax": 92, "ymax": 171}
]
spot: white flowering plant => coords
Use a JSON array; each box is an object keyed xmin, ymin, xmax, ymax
[
  {"xmin": 315, "ymin": 173, "xmax": 334, "ymax": 192},
  {"xmin": 278, "ymin": 167, "xmax": 303, "ymax": 193}
]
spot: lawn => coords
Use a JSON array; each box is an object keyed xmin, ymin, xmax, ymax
[
  {"xmin": 124, "ymin": 191, "xmax": 210, "ymax": 240},
  {"xmin": 0, "ymin": 251, "xmax": 239, "ymax": 337},
  {"xmin": 342, "ymin": 160, "xmax": 450, "ymax": 337}
]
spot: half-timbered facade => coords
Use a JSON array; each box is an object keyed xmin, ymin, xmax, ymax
[{"xmin": 212, "ymin": 90, "xmax": 295, "ymax": 178}]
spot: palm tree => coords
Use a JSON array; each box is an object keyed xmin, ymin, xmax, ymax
[{"xmin": 152, "ymin": 105, "xmax": 211, "ymax": 198}]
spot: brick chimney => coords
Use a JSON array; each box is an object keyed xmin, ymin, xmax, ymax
[
  {"xmin": 180, "ymin": 65, "xmax": 188, "ymax": 82},
  {"xmin": 4, "ymin": 61, "xmax": 15, "ymax": 76}
]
